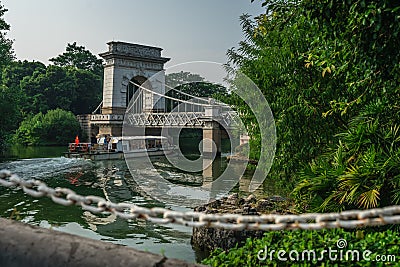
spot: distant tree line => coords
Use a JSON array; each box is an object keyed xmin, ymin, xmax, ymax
[
  {"xmin": 3, "ymin": 56, "xmax": 102, "ymax": 116},
  {"xmin": 0, "ymin": 2, "xmax": 103, "ymax": 148},
  {"xmin": 165, "ymin": 71, "xmax": 227, "ymax": 112}
]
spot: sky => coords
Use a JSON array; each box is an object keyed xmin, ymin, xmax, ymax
[{"xmin": 2, "ymin": 0, "xmax": 265, "ymax": 81}]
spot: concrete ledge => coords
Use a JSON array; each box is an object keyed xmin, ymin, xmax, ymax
[{"xmin": 0, "ymin": 218, "xmax": 205, "ymax": 267}]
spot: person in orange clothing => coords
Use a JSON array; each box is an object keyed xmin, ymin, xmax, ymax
[{"xmin": 75, "ymin": 135, "xmax": 80, "ymax": 151}]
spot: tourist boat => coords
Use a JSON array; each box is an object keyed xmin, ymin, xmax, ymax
[{"xmin": 64, "ymin": 136, "xmax": 176, "ymax": 160}]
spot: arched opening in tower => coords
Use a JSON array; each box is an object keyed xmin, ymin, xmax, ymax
[{"xmin": 126, "ymin": 76, "xmax": 148, "ymax": 108}]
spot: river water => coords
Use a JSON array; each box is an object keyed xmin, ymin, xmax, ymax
[{"xmin": 0, "ymin": 142, "xmax": 279, "ymax": 263}]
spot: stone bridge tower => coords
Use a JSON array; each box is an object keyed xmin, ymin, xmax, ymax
[{"xmin": 90, "ymin": 41, "xmax": 170, "ymax": 136}]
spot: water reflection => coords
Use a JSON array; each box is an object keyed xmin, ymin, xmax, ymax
[
  {"xmin": 0, "ymin": 156, "xmax": 195, "ymax": 262},
  {"xmin": 0, "ymin": 145, "xmax": 282, "ymax": 263}
]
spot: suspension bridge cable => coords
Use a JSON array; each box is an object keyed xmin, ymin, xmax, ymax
[
  {"xmin": 92, "ymin": 101, "xmax": 104, "ymax": 114},
  {"xmin": 126, "ymin": 89, "xmax": 143, "ymax": 113},
  {"xmin": 130, "ymin": 81, "xmax": 221, "ymax": 108},
  {"xmin": 164, "ymin": 83, "xmax": 229, "ymax": 107}
]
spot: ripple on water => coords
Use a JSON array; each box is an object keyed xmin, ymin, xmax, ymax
[
  {"xmin": 0, "ymin": 157, "xmax": 92, "ymax": 180},
  {"xmin": 0, "ymin": 156, "xmax": 201, "ymax": 263}
]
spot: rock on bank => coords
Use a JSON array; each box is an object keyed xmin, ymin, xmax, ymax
[{"xmin": 191, "ymin": 193, "xmax": 290, "ymax": 252}]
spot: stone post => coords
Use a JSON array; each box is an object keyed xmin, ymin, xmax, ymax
[
  {"xmin": 202, "ymin": 106, "xmax": 222, "ymax": 157},
  {"xmin": 202, "ymin": 121, "xmax": 221, "ymax": 157}
]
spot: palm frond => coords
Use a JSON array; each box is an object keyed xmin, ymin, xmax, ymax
[{"xmin": 357, "ymin": 189, "xmax": 380, "ymax": 209}]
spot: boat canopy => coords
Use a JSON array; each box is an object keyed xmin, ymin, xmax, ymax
[
  {"xmin": 121, "ymin": 136, "xmax": 168, "ymax": 140},
  {"xmin": 98, "ymin": 136, "xmax": 168, "ymax": 143}
]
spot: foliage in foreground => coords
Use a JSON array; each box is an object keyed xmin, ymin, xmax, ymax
[
  {"xmin": 227, "ymin": 0, "xmax": 400, "ymax": 209},
  {"xmin": 203, "ymin": 228, "xmax": 399, "ymax": 267},
  {"xmin": 293, "ymin": 101, "xmax": 400, "ymax": 212},
  {"xmin": 14, "ymin": 109, "xmax": 82, "ymax": 146}
]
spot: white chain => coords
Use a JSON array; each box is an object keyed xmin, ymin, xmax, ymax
[{"xmin": 1, "ymin": 170, "xmax": 400, "ymax": 231}]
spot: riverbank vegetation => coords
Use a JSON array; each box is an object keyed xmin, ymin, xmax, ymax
[
  {"xmin": 1, "ymin": 0, "xmax": 399, "ymax": 264},
  {"xmin": 203, "ymin": 228, "xmax": 399, "ymax": 266},
  {"xmin": 0, "ymin": 3, "xmax": 103, "ymax": 149},
  {"xmin": 205, "ymin": 0, "xmax": 400, "ymax": 265},
  {"xmin": 224, "ymin": 0, "xmax": 400, "ymax": 211},
  {"xmin": 14, "ymin": 109, "xmax": 82, "ymax": 146}
]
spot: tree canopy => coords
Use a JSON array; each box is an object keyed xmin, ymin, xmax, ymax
[
  {"xmin": 166, "ymin": 71, "xmax": 226, "ymax": 97},
  {"xmin": 19, "ymin": 64, "xmax": 102, "ymax": 115},
  {"xmin": 228, "ymin": 0, "xmax": 400, "ymax": 211},
  {"xmin": 0, "ymin": 2, "xmax": 15, "ymax": 150},
  {"xmin": 0, "ymin": 19, "xmax": 103, "ymax": 149},
  {"xmin": 0, "ymin": 2, "xmax": 13, "ymax": 69},
  {"xmin": 49, "ymin": 42, "xmax": 103, "ymax": 76},
  {"xmin": 14, "ymin": 109, "xmax": 82, "ymax": 146}
]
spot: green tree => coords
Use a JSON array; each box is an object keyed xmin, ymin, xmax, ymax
[
  {"xmin": 14, "ymin": 109, "xmax": 81, "ymax": 145},
  {"xmin": 67, "ymin": 67, "xmax": 102, "ymax": 114},
  {"xmin": 290, "ymin": 0, "xmax": 400, "ymax": 211},
  {"xmin": 0, "ymin": 61, "xmax": 42, "ymax": 132},
  {"xmin": 0, "ymin": 2, "xmax": 14, "ymax": 69},
  {"xmin": 227, "ymin": 0, "xmax": 400, "ymax": 210},
  {"xmin": 49, "ymin": 42, "xmax": 103, "ymax": 76},
  {"xmin": 226, "ymin": 9, "xmax": 333, "ymax": 184},
  {"xmin": 19, "ymin": 65, "xmax": 102, "ymax": 115},
  {"xmin": 1, "ymin": 60, "xmax": 45, "ymax": 90},
  {"xmin": 19, "ymin": 65, "xmax": 68, "ymax": 114},
  {"xmin": 0, "ymin": 1, "xmax": 16, "ymax": 151},
  {"xmin": 0, "ymin": 85, "xmax": 19, "ymax": 150},
  {"xmin": 1, "ymin": 60, "xmax": 46, "ymax": 118},
  {"xmin": 13, "ymin": 112, "xmax": 44, "ymax": 146},
  {"xmin": 48, "ymin": 42, "xmax": 103, "ymax": 114},
  {"xmin": 166, "ymin": 71, "xmax": 205, "ymax": 89}
]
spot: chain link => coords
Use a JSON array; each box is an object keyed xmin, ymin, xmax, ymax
[{"xmin": 1, "ymin": 170, "xmax": 400, "ymax": 230}]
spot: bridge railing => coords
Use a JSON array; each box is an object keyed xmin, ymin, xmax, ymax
[{"xmin": 126, "ymin": 81, "xmax": 240, "ymax": 129}]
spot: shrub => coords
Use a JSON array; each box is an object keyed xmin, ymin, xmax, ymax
[
  {"xmin": 203, "ymin": 228, "xmax": 399, "ymax": 267},
  {"xmin": 14, "ymin": 109, "xmax": 81, "ymax": 145},
  {"xmin": 293, "ymin": 101, "xmax": 400, "ymax": 212}
]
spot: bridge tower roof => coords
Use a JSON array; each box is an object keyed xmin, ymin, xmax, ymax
[{"xmin": 99, "ymin": 41, "xmax": 170, "ymax": 64}]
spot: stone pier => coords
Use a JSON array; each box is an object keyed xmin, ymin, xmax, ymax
[{"xmin": 202, "ymin": 106, "xmax": 222, "ymax": 156}]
